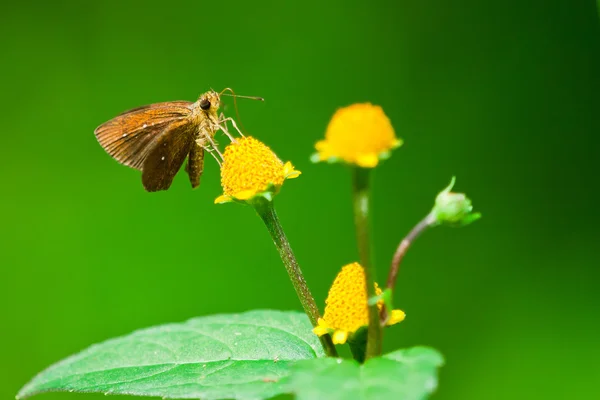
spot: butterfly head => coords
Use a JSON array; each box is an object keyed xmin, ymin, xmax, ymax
[{"xmin": 197, "ymin": 90, "xmax": 221, "ymax": 117}]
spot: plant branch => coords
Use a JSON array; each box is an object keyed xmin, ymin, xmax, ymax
[
  {"xmin": 255, "ymin": 200, "xmax": 338, "ymax": 357},
  {"xmin": 386, "ymin": 213, "xmax": 435, "ymax": 291},
  {"xmin": 351, "ymin": 167, "xmax": 382, "ymax": 360}
]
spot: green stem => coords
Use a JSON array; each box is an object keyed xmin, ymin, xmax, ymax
[
  {"xmin": 254, "ymin": 199, "xmax": 338, "ymax": 357},
  {"xmin": 351, "ymin": 167, "xmax": 382, "ymax": 360}
]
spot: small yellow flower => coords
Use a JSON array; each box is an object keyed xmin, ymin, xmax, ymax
[
  {"xmin": 313, "ymin": 262, "xmax": 405, "ymax": 344},
  {"xmin": 215, "ymin": 136, "xmax": 301, "ymax": 204},
  {"xmin": 312, "ymin": 103, "xmax": 402, "ymax": 168}
]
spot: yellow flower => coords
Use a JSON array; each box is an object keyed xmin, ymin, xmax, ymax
[
  {"xmin": 312, "ymin": 103, "xmax": 402, "ymax": 168},
  {"xmin": 313, "ymin": 262, "xmax": 405, "ymax": 344},
  {"xmin": 215, "ymin": 136, "xmax": 301, "ymax": 204}
]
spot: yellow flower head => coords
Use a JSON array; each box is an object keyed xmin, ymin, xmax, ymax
[
  {"xmin": 312, "ymin": 103, "xmax": 402, "ymax": 168},
  {"xmin": 215, "ymin": 136, "xmax": 300, "ymax": 204},
  {"xmin": 313, "ymin": 262, "xmax": 405, "ymax": 345}
]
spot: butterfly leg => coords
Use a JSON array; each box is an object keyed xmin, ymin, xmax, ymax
[
  {"xmin": 217, "ymin": 122, "xmax": 237, "ymax": 143},
  {"xmin": 218, "ymin": 113, "xmax": 244, "ymax": 138},
  {"xmin": 213, "ymin": 118, "xmax": 236, "ymax": 143},
  {"xmin": 203, "ymin": 133, "xmax": 224, "ymax": 161},
  {"xmin": 203, "ymin": 145, "xmax": 222, "ymax": 167}
]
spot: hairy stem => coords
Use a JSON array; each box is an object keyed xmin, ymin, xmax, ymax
[
  {"xmin": 386, "ymin": 213, "xmax": 435, "ymax": 290},
  {"xmin": 255, "ymin": 200, "xmax": 338, "ymax": 357},
  {"xmin": 381, "ymin": 213, "xmax": 435, "ymax": 323},
  {"xmin": 351, "ymin": 167, "xmax": 382, "ymax": 360}
]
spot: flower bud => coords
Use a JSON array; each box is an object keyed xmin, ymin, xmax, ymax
[{"xmin": 431, "ymin": 177, "xmax": 481, "ymax": 226}]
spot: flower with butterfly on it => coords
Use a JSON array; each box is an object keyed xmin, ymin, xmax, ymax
[
  {"xmin": 312, "ymin": 103, "xmax": 402, "ymax": 168},
  {"xmin": 313, "ymin": 262, "xmax": 405, "ymax": 345},
  {"xmin": 215, "ymin": 136, "xmax": 301, "ymax": 204}
]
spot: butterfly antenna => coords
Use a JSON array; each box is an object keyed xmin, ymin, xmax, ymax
[{"xmin": 219, "ymin": 88, "xmax": 264, "ymax": 135}]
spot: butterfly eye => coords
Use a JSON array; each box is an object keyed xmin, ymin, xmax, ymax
[{"xmin": 200, "ymin": 99, "xmax": 211, "ymax": 110}]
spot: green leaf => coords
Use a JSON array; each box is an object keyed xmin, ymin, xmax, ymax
[
  {"xmin": 18, "ymin": 310, "xmax": 324, "ymax": 400},
  {"xmin": 286, "ymin": 347, "xmax": 444, "ymax": 400}
]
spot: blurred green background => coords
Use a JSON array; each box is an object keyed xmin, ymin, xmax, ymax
[{"xmin": 2, "ymin": 0, "xmax": 599, "ymax": 399}]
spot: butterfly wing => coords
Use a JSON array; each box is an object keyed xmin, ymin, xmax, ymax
[
  {"xmin": 186, "ymin": 143, "xmax": 205, "ymax": 189},
  {"xmin": 115, "ymin": 101, "xmax": 192, "ymax": 117},
  {"xmin": 94, "ymin": 101, "xmax": 192, "ymax": 171},
  {"xmin": 141, "ymin": 119, "xmax": 196, "ymax": 192}
]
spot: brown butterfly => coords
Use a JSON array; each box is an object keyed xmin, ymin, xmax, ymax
[{"xmin": 94, "ymin": 89, "xmax": 260, "ymax": 192}]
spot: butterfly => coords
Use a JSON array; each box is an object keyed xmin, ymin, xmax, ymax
[{"xmin": 94, "ymin": 89, "xmax": 259, "ymax": 192}]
